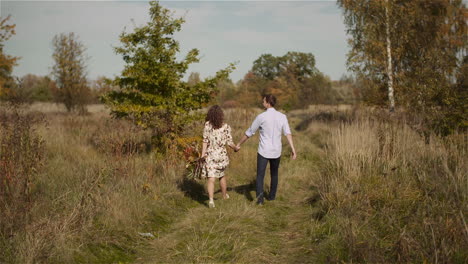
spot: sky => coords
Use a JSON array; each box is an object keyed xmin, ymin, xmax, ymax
[{"xmin": 1, "ymin": 0, "xmax": 349, "ymax": 82}]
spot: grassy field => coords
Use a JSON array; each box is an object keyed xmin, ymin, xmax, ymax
[{"xmin": 0, "ymin": 103, "xmax": 466, "ymax": 263}]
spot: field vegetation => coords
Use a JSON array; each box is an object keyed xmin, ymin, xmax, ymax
[{"xmin": 0, "ymin": 103, "xmax": 466, "ymax": 263}]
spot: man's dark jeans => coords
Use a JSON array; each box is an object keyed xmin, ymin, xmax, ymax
[{"xmin": 256, "ymin": 153, "xmax": 281, "ymax": 204}]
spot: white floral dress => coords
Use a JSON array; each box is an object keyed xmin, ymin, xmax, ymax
[{"xmin": 202, "ymin": 121, "xmax": 234, "ymax": 178}]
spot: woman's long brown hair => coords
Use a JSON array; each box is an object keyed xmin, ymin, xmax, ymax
[{"xmin": 206, "ymin": 105, "xmax": 224, "ymax": 129}]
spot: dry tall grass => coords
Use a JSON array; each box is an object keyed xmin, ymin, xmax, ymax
[
  {"xmin": 0, "ymin": 105, "xmax": 45, "ymax": 247},
  {"xmin": 1, "ymin": 103, "xmax": 188, "ymax": 263},
  {"xmin": 0, "ymin": 103, "xmax": 466, "ymax": 263},
  {"xmin": 313, "ymin": 112, "xmax": 467, "ymax": 263}
]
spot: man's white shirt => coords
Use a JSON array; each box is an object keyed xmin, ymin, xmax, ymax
[{"xmin": 245, "ymin": 108, "xmax": 291, "ymax": 159}]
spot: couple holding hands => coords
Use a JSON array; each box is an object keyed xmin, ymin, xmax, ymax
[{"xmin": 201, "ymin": 94, "xmax": 296, "ymax": 208}]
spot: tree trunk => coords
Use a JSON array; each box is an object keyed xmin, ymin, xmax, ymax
[{"xmin": 385, "ymin": 0, "xmax": 395, "ymax": 112}]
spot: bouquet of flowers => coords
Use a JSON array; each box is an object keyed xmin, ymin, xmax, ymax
[{"xmin": 184, "ymin": 144, "xmax": 206, "ymax": 180}]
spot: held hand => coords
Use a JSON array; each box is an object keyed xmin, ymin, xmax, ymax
[{"xmin": 234, "ymin": 145, "xmax": 241, "ymax": 152}]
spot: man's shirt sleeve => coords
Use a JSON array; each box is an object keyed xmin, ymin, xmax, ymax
[
  {"xmin": 283, "ymin": 116, "xmax": 292, "ymax": 136},
  {"xmin": 245, "ymin": 115, "xmax": 261, "ymax": 137}
]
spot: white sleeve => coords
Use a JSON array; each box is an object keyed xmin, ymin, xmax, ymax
[
  {"xmin": 283, "ymin": 116, "xmax": 291, "ymax": 136},
  {"xmin": 245, "ymin": 115, "xmax": 261, "ymax": 137}
]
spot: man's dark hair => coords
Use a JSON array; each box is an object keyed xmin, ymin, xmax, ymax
[{"xmin": 263, "ymin": 94, "xmax": 277, "ymax": 107}]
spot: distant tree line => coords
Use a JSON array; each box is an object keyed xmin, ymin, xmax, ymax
[
  {"xmin": 0, "ymin": 19, "xmax": 117, "ymax": 110},
  {"xmin": 237, "ymin": 52, "xmax": 340, "ymax": 110},
  {"xmin": 6, "ymin": 73, "xmax": 116, "ymax": 105},
  {"xmin": 205, "ymin": 52, "xmax": 350, "ymax": 111},
  {"xmin": 1, "ymin": 0, "xmax": 466, "ymax": 137},
  {"xmin": 0, "ymin": 5, "xmax": 340, "ymax": 117}
]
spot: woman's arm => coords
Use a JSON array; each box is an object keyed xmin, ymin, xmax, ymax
[
  {"xmin": 228, "ymin": 143, "xmax": 240, "ymax": 152},
  {"xmin": 201, "ymin": 142, "xmax": 208, "ymax": 158},
  {"xmin": 226, "ymin": 125, "xmax": 240, "ymax": 151},
  {"xmin": 202, "ymin": 122, "xmax": 209, "ymax": 158}
]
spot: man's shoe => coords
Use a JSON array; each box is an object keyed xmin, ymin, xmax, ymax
[
  {"xmin": 256, "ymin": 200, "xmax": 264, "ymax": 206},
  {"xmin": 209, "ymin": 200, "xmax": 215, "ymax": 208}
]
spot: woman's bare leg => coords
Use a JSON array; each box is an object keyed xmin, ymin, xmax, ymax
[
  {"xmin": 219, "ymin": 176, "xmax": 228, "ymax": 199},
  {"xmin": 207, "ymin": 177, "xmax": 215, "ymax": 201}
]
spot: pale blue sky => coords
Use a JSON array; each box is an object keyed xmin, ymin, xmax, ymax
[{"xmin": 2, "ymin": 1, "xmax": 349, "ymax": 82}]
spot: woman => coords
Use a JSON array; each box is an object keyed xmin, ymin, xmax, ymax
[{"xmin": 201, "ymin": 105, "xmax": 238, "ymax": 208}]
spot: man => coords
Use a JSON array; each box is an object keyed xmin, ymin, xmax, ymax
[{"xmin": 236, "ymin": 94, "xmax": 296, "ymax": 205}]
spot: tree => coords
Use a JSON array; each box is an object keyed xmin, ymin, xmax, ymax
[
  {"xmin": 89, "ymin": 76, "xmax": 117, "ymax": 104},
  {"xmin": 246, "ymin": 51, "xmax": 334, "ymax": 109},
  {"xmin": 301, "ymin": 72, "xmax": 336, "ymax": 105},
  {"xmin": 91, "ymin": 76, "xmax": 116, "ymax": 93},
  {"xmin": 435, "ymin": 54, "xmax": 468, "ymax": 135},
  {"xmin": 0, "ymin": 15, "xmax": 19, "ymax": 98},
  {"xmin": 338, "ymin": 0, "xmax": 398, "ymax": 108},
  {"xmin": 187, "ymin": 72, "xmax": 201, "ymax": 87},
  {"xmin": 332, "ymin": 74, "xmax": 363, "ymax": 104},
  {"xmin": 339, "ymin": 0, "xmax": 467, "ymax": 117},
  {"xmin": 215, "ymin": 78, "xmax": 237, "ymax": 105},
  {"xmin": 102, "ymin": 1, "xmax": 234, "ymax": 145},
  {"xmin": 236, "ymin": 71, "xmax": 266, "ymax": 108},
  {"xmin": 251, "ymin": 54, "xmax": 281, "ymax": 80},
  {"xmin": 9, "ymin": 74, "xmax": 54, "ymax": 103},
  {"xmin": 280, "ymin": 51, "xmax": 317, "ymax": 81},
  {"xmin": 51, "ymin": 32, "xmax": 90, "ymax": 113},
  {"xmin": 251, "ymin": 52, "xmax": 317, "ymax": 81},
  {"xmin": 384, "ymin": 0, "xmax": 395, "ymax": 111}
]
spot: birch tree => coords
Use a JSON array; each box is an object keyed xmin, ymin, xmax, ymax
[
  {"xmin": 338, "ymin": 0, "xmax": 467, "ymax": 133},
  {"xmin": 338, "ymin": 0, "xmax": 399, "ymax": 109},
  {"xmin": 384, "ymin": 0, "xmax": 395, "ymax": 111}
]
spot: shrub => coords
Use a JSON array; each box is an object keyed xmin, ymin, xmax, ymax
[
  {"xmin": 88, "ymin": 118, "xmax": 151, "ymax": 157},
  {"xmin": 0, "ymin": 104, "xmax": 45, "ymax": 236}
]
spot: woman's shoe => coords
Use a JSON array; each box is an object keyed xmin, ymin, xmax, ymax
[
  {"xmin": 209, "ymin": 200, "xmax": 215, "ymax": 208},
  {"xmin": 223, "ymin": 193, "xmax": 230, "ymax": 200}
]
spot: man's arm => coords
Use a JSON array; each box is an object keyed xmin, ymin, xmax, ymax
[
  {"xmin": 286, "ymin": 134, "xmax": 296, "ymax": 160},
  {"xmin": 283, "ymin": 116, "xmax": 296, "ymax": 160},
  {"xmin": 237, "ymin": 115, "xmax": 261, "ymax": 150},
  {"xmin": 236, "ymin": 134, "xmax": 250, "ymax": 149}
]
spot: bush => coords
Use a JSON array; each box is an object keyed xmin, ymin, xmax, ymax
[
  {"xmin": 222, "ymin": 100, "xmax": 240, "ymax": 109},
  {"xmin": 88, "ymin": 118, "xmax": 151, "ymax": 157},
  {"xmin": 0, "ymin": 104, "xmax": 45, "ymax": 236}
]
